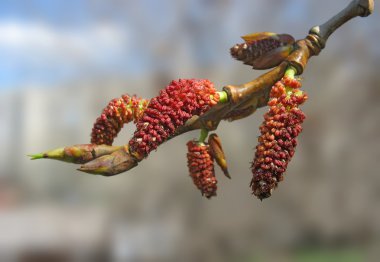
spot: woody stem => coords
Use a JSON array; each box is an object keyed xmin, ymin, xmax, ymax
[{"xmin": 198, "ymin": 129, "xmax": 209, "ymax": 143}]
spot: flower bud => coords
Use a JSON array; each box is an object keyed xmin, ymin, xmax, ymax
[
  {"xmin": 78, "ymin": 146, "xmax": 138, "ymax": 176},
  {"xmin": 230, "ymin": 32, "xmax": 295, "ymax": 69},
  {"xmin": 208, "ymin": 133, "xmax": 230, "ymax": 178},
  {"xmin": 28, "ymin": 144, "xmax": 122, "ymax": 164}
]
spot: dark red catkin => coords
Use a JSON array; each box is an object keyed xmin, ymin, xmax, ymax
[
  {"xmin": 187, "ymin": 141, "xmax": 217, "ymax": 198},
  {"xmin": 91, "ymin": 95, "xmax": 149, "ymax": 145},
  {"xmin": 231, "ymin": 38, "xmax": 282, "ymax": 65},
  {"xmin": 230, "ymin": 33, "xmax": 295, "ymax": 69},
  {"xmin": 129, "ymin": 79, "xmax": 220, "ymax": 159},
  {"xmin": 251, "ymin": 75, "xmax": 308, "ymax": 200}
]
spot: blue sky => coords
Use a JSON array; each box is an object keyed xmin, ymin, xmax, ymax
[
  {"xmin": 0, "ymin": 0, "xmax": 308, "ymax": 90},
  {"xmin": 2, "ymin": 0, "xmax": 374, "ymax": 90},
  {"xmin": 0, "ymin": 0, "xmax": 136, "ymax": 89},
  {"xmin": 1, "ymin": 0, "xmax": 287, "ymax": 90}
]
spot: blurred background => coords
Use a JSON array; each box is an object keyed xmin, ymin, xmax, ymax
[{"xmin": 1, "ymin": 0, "xmax": 380, "ymax": 261}]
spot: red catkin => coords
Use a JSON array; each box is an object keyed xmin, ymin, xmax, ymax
[
  {"xmin": 91, "ymin": 95, "xmax": 149, "ymax": 145},
  {"xmin": 187, "ymin": 141, "xmax": 217, "ymax": 198},
  {"xmin": 129, "ymin": 79, "xmax": 220, "ymax": 158},
  {"xmin": 251, "ymin": 76, "xmax": 308, "ymax": 200}
]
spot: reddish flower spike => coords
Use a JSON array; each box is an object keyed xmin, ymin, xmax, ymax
[
  {"xmin": 129, "ymin": 79, "xmax": 220, "ymax": 159},
  {"xmin": 187, "ymin": 141, "xmax": 217, "ymax": 198},
  {"xmin": 91, "ymin": 95, "xmax": 149, "ymax": 146},
  {"xmin": 251, "ymin": 76, "xmax": 308, "ymax": 200}
]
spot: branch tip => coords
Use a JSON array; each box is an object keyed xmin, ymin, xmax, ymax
[{"xmin": 28, "ymin": 153, "xmax": 46, "ymax": 160}]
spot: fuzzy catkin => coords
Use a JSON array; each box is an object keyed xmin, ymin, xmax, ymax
[
  {"xmin": 91, "ymin": 95, "xmax": 149, "ymax": 145},
  {"xmin": 129, "ymin": 79, "xmax": 219, "ymax": 158},
  {"xmin": 251, "ymin": 76, "xmax": 308, "ymax": 200},
  {"xmin": 187, "ymin": 141, "xmax": 217, "ymax": 198}
]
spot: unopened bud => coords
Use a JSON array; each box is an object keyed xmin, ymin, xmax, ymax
[
  {"xmin": 208, "ymin": 134, "xmax": 230, "ymax": 178},
  {"xmin": 230, "ymin": 32, "xmax": 295, "ymax": 69},
  {"xmin": 78, "ymin": 146, "xmax": 138, "ymax": 176},
  {"xmin": 29, "ymin": 144, "xmax": 122, "ymax": 164}
]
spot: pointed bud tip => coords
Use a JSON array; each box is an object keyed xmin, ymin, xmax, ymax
[
  {"xmin": 28, "ymin": 153, "xmax": 46, "ymax": 160},
  {"xmin": 77, "ymin": 155, "xmax": 114, "ymax": 175},
  {"xmin": 77, "ymin": 166, "xmax": 107, "ymax": 175},
  {"xmin": 77, "ymin": 167, "xmax": 89, "ymax": 173}
]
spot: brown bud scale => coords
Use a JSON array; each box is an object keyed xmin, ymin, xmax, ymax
[
  {"xmin": 223, "ymin": 105, "xmax": 256, "ymax": 121},
  {"xmin": 208, "ymin": 134, "xmax": 230, "ymax": 178}
]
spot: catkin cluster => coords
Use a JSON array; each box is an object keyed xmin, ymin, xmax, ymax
[
  {"xmin": 187, "ymin": 141, "xmax": 217, "ymax": 198},
  {"xmin": 91, "ymin": 95, "xmax": 149, "ymax": 145},
  {"xmin": 251, "ymin": 76, "xmax": 308, "ymax": 199},
  {"xmin": 129, "ymin": 79, "xmax": 219, "ymax": 158}
]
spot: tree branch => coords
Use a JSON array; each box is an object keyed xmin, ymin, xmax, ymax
[{"xmin": 30, "ymin": 0, "xmax": 374, "ymax": 177}]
